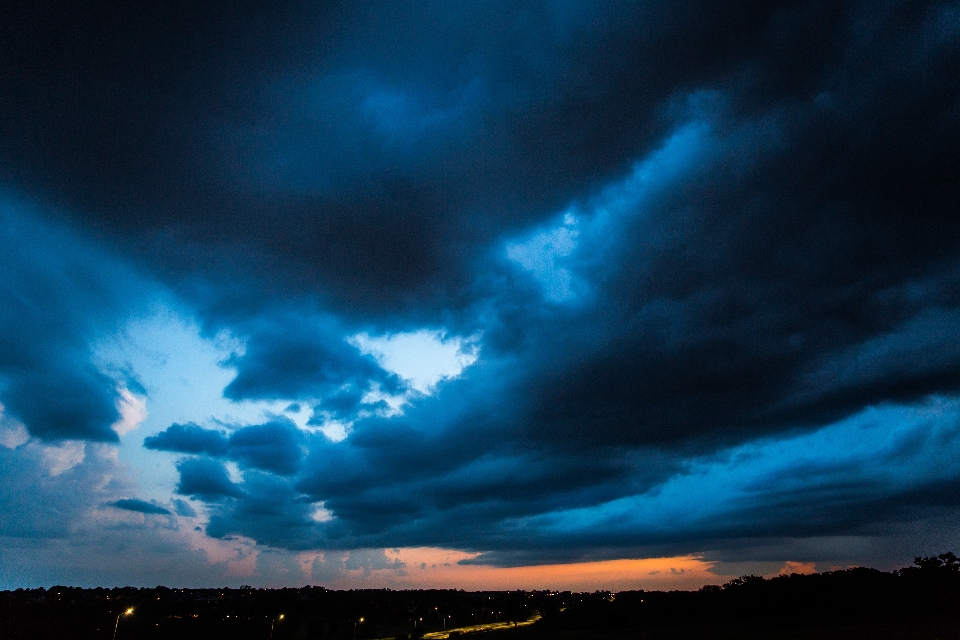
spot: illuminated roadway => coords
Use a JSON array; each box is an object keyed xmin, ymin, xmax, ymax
[{"xmin": 373, "ymin": 615, "xmax": 542, "ymax": 640}]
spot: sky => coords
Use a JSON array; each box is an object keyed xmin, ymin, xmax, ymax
[{"xmin": 1, "ymin": 0, "xmax": 959, "ymax": 590}]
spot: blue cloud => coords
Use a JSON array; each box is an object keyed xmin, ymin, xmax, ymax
[
  {"xmin": 172, "ymin": 499, "xmax": 197, "ymax": 518},
  {"xmin": 0, "ymin": 201, "xmax": 149, "ymax": 441},
  {"xmin": 176, "ymin": 458, "xmax": 243, "ymax": 500},
  {"xmin": 147, "ymin": 419, "xmax": 305, "ymax": 476},
  {"xmin": 205, "ymin": 472, "xmax": 319, "ymax": 549},
  {"xmin": 461, "ymin": 398, "xmax": 960, "ymax": 565},
  {"xmin": 221, "ymin": 315, "xmax": 404, "ymax": 416},
  {"xmin": 312, "ymin": 386, "xmax": 368, "ymax": 421},
  {"xmin": 0, "ymin": 442, "xmax": 115, "ymax": 539},
  {"xmin": 144, "ymin": 423, "xmax": 230, "ymax": 456},
  {"xmin": 228, "ymin": 420, "xmax": 304, "ymax": 476},
  {"xmin": 110, "ymin": 499, "xmax": 172, "ymax": 515}
]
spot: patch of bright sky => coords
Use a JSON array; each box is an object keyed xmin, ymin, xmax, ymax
[
  {"xmin": 224, "ymin": 461, "xmax": 244, "ymax": 484},
  {"xmin": 525, "ymin": 396, "xmax": 960, "ymax": 540},
  {"xmin": 351, "ymin": 329, "xmax": 479, "ymax": 395},
  {"xmin": 310, "ymin": 502, "xmax": 334, "ymax": 523},
  {"xmin": 92, "ymin": 305, "xmax": 482, "ymax": 504},
  {"xmin": 93, "ymin": 303, "xmax": 316, "ymax": 501},
  {"xmin": 0, "ymin": 403, "xmax": 29, "ymax": 449},
  {"xmin": 310, "ymin": 416, "xmax": 351, "ymax": 443},
  {"xmin": 506, "ymin": 211, "xmax": 580, "ymax": 303},
  {"xmin": 504, "ymin": 120, "xmax": 711, "ymax": 303}
]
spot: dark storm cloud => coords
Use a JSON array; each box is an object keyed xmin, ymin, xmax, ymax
[
  {"xmin": 309, "ymin": 386, "xmax": 375, "ymax": 422},
  {"xmin": 4, "ymin": 0, "xmax": 960, "ymax": 564},
  {"xmin": 176, "ymin": 458, "xmax": 243, "ymax": 500},
  {"xmin": 144, "ymin": 423, "xmax": 230, "ymax": 456},
  {"xmin": 222, "ymin": 315, "xmax": 402, "ymax": 403},
  {"xmin": 200, "ymin": 383, "xmax": 960, "ymax": 560},
  {"xmin": 110, "ymin": 499, "xmax": 172, "ymax": 515},
  {"xmin": 152, "ymin": 418, "xmax": 305, "ymax": 475},
  {"xmin": 451, "ymin": 402, "xmax": 960, "ymax": 566},
  {"xmin": 228, "ymin": 420, "xmax": 304, "ymax": 476},
  {"xmin": 0, "ymin": 0, "xmax": 874, "ymax": 319},
  {"xmin": 0, "ymin": 200, "xmax": 148, "ymax": 442},
  {"xmin": 205, "ymin": 471, "xmax": 319, "ymax": 550}
]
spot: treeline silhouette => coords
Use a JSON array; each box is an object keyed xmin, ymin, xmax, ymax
[
  {"xmin": 1, "ymin": 553, "xmax": 958, "ymax": 640},
  {"xmin": 528, "ymin": 552, "xmax": 960, "ymax": 639}
]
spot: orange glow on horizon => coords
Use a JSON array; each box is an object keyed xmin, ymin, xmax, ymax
[
  {"xmin": 296, "ymin": 547, "xmax": 728, "ymax": 592},
  {"xmin": 777, "ymin": 561, "xmax": 817, "ymax": 576}
]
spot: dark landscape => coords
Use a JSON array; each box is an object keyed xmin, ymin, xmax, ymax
[{"xmin": 3, "ymin": 554, "xmax": 959, "ymax": 640}]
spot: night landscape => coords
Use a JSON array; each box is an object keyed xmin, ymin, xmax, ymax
[
  {"xmin": 1, "ymin": 0, "xmax": 959, "ymax": 638},
  {"xmin": 4, "ymin": 554, "xmax": 960, "ymax": 639}
]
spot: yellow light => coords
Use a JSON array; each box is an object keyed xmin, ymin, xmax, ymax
[
  {"xmin": 125, "ymin": 609, "xmax": 134, "ymax": 615},
  {"xmin": 359, "ymin": 618, "xmax": 364, "ymax": 623},
  {"xmin": 279, "ymin": 614, "xmax": 284, "ymax": 620}
]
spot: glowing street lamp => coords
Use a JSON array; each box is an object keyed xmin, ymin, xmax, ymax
[
  {"xmin": 113, "ymin": 608, "xmax": 133, "ymax": 640},
  {"xmin": 353, "ymin": 616, "xmax": 364, "ymax": 640},
  {"xmin": 270, "ymin": 614, "xmax": 285, "ymax": 640}
]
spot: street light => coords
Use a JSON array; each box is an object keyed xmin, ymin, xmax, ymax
[
  {"xmin": 113, "ymin": 608, "xmax": 133, "ymax": 640},
  {"xmin": 270, "ymin": 614, "xmax": 285, "ymax": 640},
  {"xmin": 353, "ymin": 616, "xmax": 364, "ymax": 640}
]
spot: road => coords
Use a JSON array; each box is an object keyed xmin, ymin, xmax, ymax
[{"xmin": 375, "ymin": 615, "xmax": 541, "ymax": 640}]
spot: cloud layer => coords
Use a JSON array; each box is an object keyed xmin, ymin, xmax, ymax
[{"xmin": 1, "ymin": 0, "xmax": 959, "ymax": 581}]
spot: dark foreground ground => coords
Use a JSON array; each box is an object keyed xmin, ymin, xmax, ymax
[
  {"xmin": 2, "ymin": 554, "xmax": 959, "ymax": 640},
  {"xmin": 492, "ymin": 619, "xmax": 960, "ymax": 640}
]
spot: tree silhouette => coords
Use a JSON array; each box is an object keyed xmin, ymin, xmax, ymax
[{"xmin": 913, "ymin": 552, "xmax": 960, "ymax": 572}]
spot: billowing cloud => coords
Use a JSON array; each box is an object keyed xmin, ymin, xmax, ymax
[
  {"xmin": 144, "ymin": 423, "xmax": 230, "ymax": 456},
  {"xmin": 151, "ymin": 418, "xmax": 304, "ymax": 476},
  {"xmin": 227, "ymin": 421, "xmax": 304, "ymax": 476},
  {"xmin": 223, "ymin": 316, "xmax": 403, "ymax": 403},
  {"xmin": 0, "ymin": 201, "xmax": 151, "ymax": 442},
  {"xmin": 176, "ymin": 458, "xmax": 244, "ymax": 501}
]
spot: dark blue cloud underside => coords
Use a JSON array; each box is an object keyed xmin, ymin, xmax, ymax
[
  {"xmin": 176, "ymin": 458, "xmax": 243, "ymax": 500},
  {"xmin": 144, "ymin": 423, "xmax": 230, "ymax": 456},
  {"xmin": 205, "ymin": 472, "xmax": 318, "ymax": 549},
  {"xmin": 150, "ymin": 420, "xmax": 304, "ymax": 476},
  {"xmin": 0, "ymin": 203, "xmax": 145, "ymax": 442},
  {"xmin": 111, "ymin": 499, "xmax": 172, "ymax": 515},
  {"xmin": 0, "ymin": 2, "xmax": 870, "ymax": 315},
  {"xmin": 222, "ymin": 319, "xmax": 403, "ymax": 404},
  {"xmin": 227, "ymin": 421, "xmax": 303, "ymax": 476}
]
